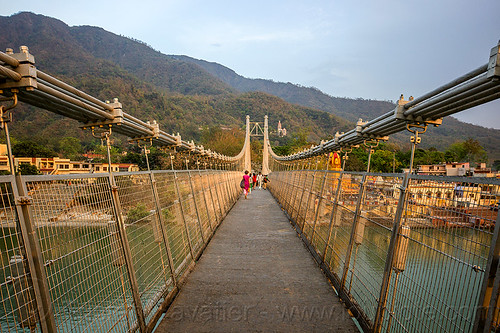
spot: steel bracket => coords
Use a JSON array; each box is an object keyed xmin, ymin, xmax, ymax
[
  {"xmin": 356, "ymin": 118, "xmax": 389, "ymax": 141},
  {"xmin": 8, "ymin": 46, "xmax": 35, "ymax": 64},
  {"xmin": 0, "ymin": 47, "xmax": 37, "ymax": 91},
  {"xmin": 0, "ymin": 92, "xmax": 18, "ymax": 126},
  {"xmin": 487, "ymin": 42, "xmax": 500, "ymax": 79},
  {"xmin": 0, "ymin": 75, "xmax": 38, "ymax": 91},
  {"xmin": 128, "ymin": 120, "xmax": 160, "ymax": 144},
  {"xmin": 393, "ymin": 95, "xmax": 410, "ymax": 121},
  {"xmin": 16, "ymin": 196, "xmax": 33, "ymax": 206},
  {"xmin": 395, "ymin": 94, "xmax": 442, "ymax": 127},
  {"xmin": 81, "ymin": 98, "xmax": 123, "ymax": 129}
]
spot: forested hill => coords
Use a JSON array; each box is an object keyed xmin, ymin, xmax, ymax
[
  {"xmin": 176, "ymin": 56, "xmax": 500, "ymax": 159},
  {"xmin": 172, "ymin": 55, "xmax": 395, "ymax": 122},
  {"xmin": 1, "ymin": 12, "xmax": 499, "ymax": 160},
  {"xmin": 0, "ymin": 12, "xmax": 349, "ymax": 146}
]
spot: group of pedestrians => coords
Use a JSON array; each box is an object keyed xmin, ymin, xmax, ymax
[{"xmin": 241, "ymin": 170, "xmax": 270, "ymax": 199}]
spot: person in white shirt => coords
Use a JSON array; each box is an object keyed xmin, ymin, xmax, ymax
[{"xmin": 257, "ymin": 172, "xmax": 263, "ymax": 189}]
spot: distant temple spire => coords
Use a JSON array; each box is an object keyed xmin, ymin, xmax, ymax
[{"xmin": 277, "ymin": 121, "xmax": 287, "ymax": 137}]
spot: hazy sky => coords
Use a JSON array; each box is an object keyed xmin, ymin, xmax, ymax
[{"xmin": 2, "ymin": 0, "xmax": 499, "ymax": 128}]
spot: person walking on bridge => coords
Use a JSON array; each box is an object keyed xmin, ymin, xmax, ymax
[
  {"xmin": 242, "ymin": 170, "xmax": 251, "ymax": 199},
  {"xmin": 257, "ymin": 172, "xmax": 263, "ymax": 189},
  {"xmin": 263, "ymin": 175, "xmax": 270, "ymax": 190}
]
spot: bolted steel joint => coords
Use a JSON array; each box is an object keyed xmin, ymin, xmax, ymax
[
  {"xmin": 487, "ymin": 42, "xmax": 500, "ymax": 78},
  {"xmin": 16, "ymin": 196, "xmax": 32, "ymax": 206},
  {"xmin": 0, "ymin": 47, "xmax": 37, "ymax": 91}
]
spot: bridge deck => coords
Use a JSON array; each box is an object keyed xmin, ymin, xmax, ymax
[{"xmin": 155, "ymin": 189, "xmax": 359, "ymax": 332}]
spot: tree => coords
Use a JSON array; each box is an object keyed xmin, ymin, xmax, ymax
[
  {"xmin": 251, "ymin": 139, "xmax": 263, "ymax": 165},
  {"xmin": 371, "ymin": 150, "xmax": 401, "ymax": 173},
  {"xmin": 58, "ymin": 137, "xmax": 82, "ymax": 160},
  {"xmin": 16, "ymin": 163, "xmax": 40, "ymax": 175},
  {"xmin": 445, "ymin": 138, "xmax": 487, "ymax": 166},
  {"xmin": 89, "ymin": 142, "xmax": 122, "ymax": 164},
  {"xmin": 201, "ymin": 127, "xmax": 245, "ymax": 156},
  {"xmin": 12, "ymin": 141, "xmax": 57, "ymax": 158},
  {"xmin": 344, "ymin": 154, "xmax": 366, "ymax": 172}
]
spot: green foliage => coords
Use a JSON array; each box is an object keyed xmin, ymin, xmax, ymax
[
  {"xmin": 16, "ymin": 163, "xmax": 40, "ymax": 175},
  {"xmin": 162, "ymin": 208, "xmax": 175, "ymax": 222},
  {"xmin": 444, "ymin": 138, "xmax": 487, "ymax": 166},
  {"xmin": 182, "ymin": 54, "xmax": 500, "ymax": 161},
  {"xmin": 370, "ymin": 150, "xmax": 400, "ymax": 173},
  {"xmin": 270, "ymin": 129, "xmax": 312, "ymax": 156},
  {"xmin": 412, "ymin": 148, "xmax": 445, "ymax": 166},
  {"xmin": 272, "ymin": 145, "xmax": 292, "ymax": 156},
  {"xmin": 301, "ymin": 138, "xmax": 490, "ymax": 172},
  {"xmin": 493, "ymin": 160, "xmax": 500, "ymax": 171},
  {"xmin": 120, "ymin": 151, "xmax": 143, "ymax": 167},
  {"xmin": 58, "ymin": 137, "xmax": 82, "ymax": 160},
  {"xmin": 251, "ymin": 140, "xmax": 263, "ymax": 165},
  {"xmin": 201, "ymin": 127, "xmax": 245, "ymax": 156},
  {"xmin": 90, "ymin": 143, "xmax": 122, "ymax": 163},
  {"xmin": 2, "ymin": 12, "xmax": 499, "ymax": 166},
  {"xmin": 344, "ymin": 147, "xmax": 368, "ymax": 171},
  {"xmin": 126, "ymin": 203, "xmax": 150, "ymax": 223},
  {"xmin": 12, "ymin": 141, "xmax": 57, "ymax": 158},
  {"xmin": 119, "ymin": 146, "xmax": 169, "ymax": 171}
]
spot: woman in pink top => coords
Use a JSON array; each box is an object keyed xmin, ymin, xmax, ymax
[{"xmin": 243, "ymin": 170, "xmax": 251, "ymax": 199}]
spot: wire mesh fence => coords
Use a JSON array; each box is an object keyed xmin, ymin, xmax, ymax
[
  {"xmin": 268, "ymin": 169, "xmax": 500, "ymax": 333},
  {"xmin": 0, "ymin": 169, "xmax": 240, "ymax": 332},
  {"xmin": 0, "ymin": 176, "xmax": 39, "ymax": 332}
]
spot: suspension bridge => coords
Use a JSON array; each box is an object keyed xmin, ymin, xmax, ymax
[{"xmin": 0, "ymin": 41, "xmax": 499, "ymax": 332}]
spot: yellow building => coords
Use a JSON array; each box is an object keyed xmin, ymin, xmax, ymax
[
  {"xmin": 0, "ymin": 144, "xmax": 139, "ymax": 175},
  {"xmin": 417, "ymin": 162, "xmax": 470, "ymax": 176}
]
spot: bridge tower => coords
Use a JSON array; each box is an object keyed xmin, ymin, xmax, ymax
[
  {"xmin": 262, "ymin": 115, "xmax": 270, "ymax": 175},
  {"xmin": 244, "ymin": 115, "xmax": 252, "ymax": 172}
]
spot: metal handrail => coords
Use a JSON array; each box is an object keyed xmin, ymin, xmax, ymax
[
  {"xmin": 0, "ymin": 46, "xmax": 250, "ymax": 165},
  {"xmin": 267, "ymin": 42, "xmax": 499, "ymax": 161}
]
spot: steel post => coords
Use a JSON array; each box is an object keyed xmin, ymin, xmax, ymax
[
  {"xmin": 281, "ymin": 164, "xmax": 292, "ymax": 211},
  {"xmin": 322, "ymin": 171, "xmax": 344, "ymax": 262},
  {"xmin": 293, "ymin": 161, "xmax": 310, "ymax": 225},
  {"xmin": 310, "ymin": 169, "xmax": 329, "ymax": 249},
  {"xmin": 108, "ymin": 174, "xmax": 147, "ymax": 332},
  {"xmin": 280, "ymin": 166, "xmax": 290, "ymax": 210},
  {"xmin": 12, "ymin": 175, "xmax": 57, "ymax": 332},
  {"xmin": 205, "ymin": 163, "xmax": 221, "ymax": 229},
  {"xmin": 302, "ymin": 167, "xmax": 319, "ymax": 235},
  {"xmin": 170, "ymin": 155, "xmax": 195, "ymax": 261},
  {"xmin": 287, "ymin": 163, "xmax": 301, "ymax": 212},
  {"xmin": 185, "ymin": 158, "xmax": 206, "ymax": 244},
  {"xmin": 218, "ymin": 163, "xmax": 230, "ymax": 211},
  {"xmin": 148, "ymin": 171, "xmax": 177, "ymax": 287},
  {"xmin": 474, "ymin": 203, "xmax": 500, "ymax": 332},
  {"xmin": 373, "ymin": 173, "xmax": 410, "ymax": 332},
  {"xmin": 212, "ymin": 164, "xmax": 225, "ymax": 221},
  {"xmin": 197, "ymin": 160, "xmax": 214, "ymax": 235},
  {"xmin": 340, "ymin": 174, "xmax": 367, "ymax": 289}
]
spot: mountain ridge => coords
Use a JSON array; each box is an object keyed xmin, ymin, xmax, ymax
[
  {"xmin": 1, "ymin": 12, "xmax": 499, "ymax": 160},
  {"xmin": 177, "ymin": 55, "xmax": 500, "ymax": 160}
]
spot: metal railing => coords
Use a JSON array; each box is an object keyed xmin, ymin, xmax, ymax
[
  {"xmin": 0, "ymin": 46, "xmax": 251, "ymax": 171},
  {"xmin": 268, "ymin": 167, "xmax": 500, "ymax": 332},
  {"xmin": 0, "ymin": 43, "xmax": 252, "ymax": 332},
  {"xmin": 0, "ymin": 168, "xmax": 241, "ymax": 332}
]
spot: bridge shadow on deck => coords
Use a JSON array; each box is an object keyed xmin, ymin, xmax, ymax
[{"xmin": 156, "ymin": 188, "xmax": 359, "ymax": 332}]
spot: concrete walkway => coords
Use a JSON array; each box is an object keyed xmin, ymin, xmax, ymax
[{"xmin": 155, "ymin": 188, "xmax": 359, "ymax": 332}]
